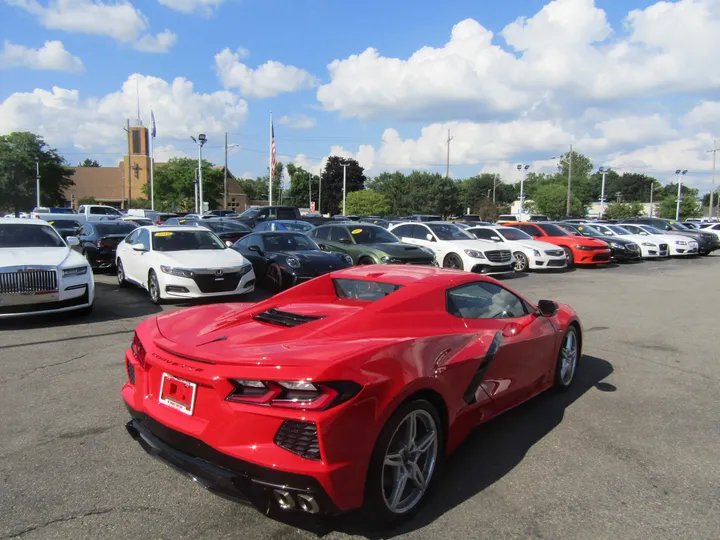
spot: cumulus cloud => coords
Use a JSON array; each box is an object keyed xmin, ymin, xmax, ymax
[
  {"xmin": 153, "ymin": 144, "xmax": 189, "ymax": 162},
  {"xmin": 156, "ymin": 0, "xmax": 225, "ymax": 14},
  {"xmin": 5, "ymin": 0, "xmax": 177, "ymax": 53},
  {"xmin": 277, "ymin": 114, "xmax": 316, "ymax": 129},
  {"xmin": 684, "ymin": 101, "xmax": 720, "ymax": 132},
  {"xmin": 215, "ymin": 48, "xmax": 318, "ymax": 98},
  {"xmin": 0, "ymin": 40, "xmax": 84, "ymax": 72},
  {"xmin": 0, "ymin": 74, "xmax": 248, "ymax": 150},
  {"xmin": 317, "ymin": 0, "xmax": 720, "ymax": 121}
]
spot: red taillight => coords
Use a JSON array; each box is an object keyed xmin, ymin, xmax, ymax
[
  {"xmin": 226, "ymin": 380, "xmax": 361, "ymax": 410},
  {"xmin": 131, "ymin": 333, "xmax": 146, "ymax": 367}
]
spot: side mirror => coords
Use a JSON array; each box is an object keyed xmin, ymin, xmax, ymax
[
  {"xmin": 491, "ymin": 236, "xmax": 502, "ymax": 242},
  {"xmin": 426, "ymin": 233, "xmax": 435, "ymax": 242},
  {"xmin": 66, "ymin": 236, "xmax": 79, "ymax": 247},
  {"xmin": 536, "ymin": 299, "xmax": 559, "ymax": 317},
  {"xmin": 132, "ymin": 243, "xmax": 147, "ymax": 252},
  {"xmin": 248, "ymin": 245, "xmax": 262, "ymax": 253},
  {"xmin": 225, "ymin": 240, "xmax": 233, "ymax": 247}
]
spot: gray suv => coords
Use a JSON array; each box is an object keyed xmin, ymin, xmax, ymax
[{"xmin": 619, "ymin": 217, "xmax": 719, "ymax": 255}]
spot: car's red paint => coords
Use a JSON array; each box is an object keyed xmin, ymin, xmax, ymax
[
  {"xmin": 506, "ymin": 222, "xmax": 610, "ymax": 265},
  {"xmin": 122, "ymin": 265, "xmax": 582, "ymax": 514}
]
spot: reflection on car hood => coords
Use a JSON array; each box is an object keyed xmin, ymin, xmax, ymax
[
  {"xmin": 155, "ymin": 249, "xmax": 248, "ymax": 268},
  {"xmin": 513, "ymin": 239, "xmax": 565, "ymax": 253},
  {"xmin": 0, "ymin": 247, "xmax": 81, "ymax": 268},
  {"xmin": 358, "ymin": 242, "xmax": 432, "ymax": 257}
]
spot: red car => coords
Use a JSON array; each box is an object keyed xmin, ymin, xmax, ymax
[
  {"xmin": 123, "ymin": 266, "xmax": 582, "ymax": 523},
  {"xmin": 506, "ymin": 222, "xmax": 610, "ymax": 265}
]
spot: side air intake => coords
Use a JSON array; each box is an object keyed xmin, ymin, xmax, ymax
[{"xmin": 253, "ymin": 308, "xmax": 326, "ymax": 327}]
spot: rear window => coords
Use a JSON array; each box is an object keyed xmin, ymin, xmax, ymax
[
  {"xmin": 333, "ymin": 279, "xmax": 403, "ymax": 302},
  {"xmin": 95, "ymin": 223, "xmax": 138, "ymax": 235},
  {"xmin": 277, "ymin": 208, "xmax": 298, "ymax": 219},
  {"xmin": 498, "ymin": 215, "xmax": 518, "ymax": 221}
]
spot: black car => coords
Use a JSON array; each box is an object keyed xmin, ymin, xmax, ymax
[
  {"xmin": 234, "ymin": 206, "xmax": 302, "ymax": 228},
  {"xmin": 358, "ymin": 217, "xmax": 391, "ymax": 228},
  {"xmin": 166, "ymin": 218, "xmax": 252, "ymax": 244},
  {"xmin": 46, "ymin": 218, "xmax": 82, "ymax": 240},
  {"xmin": 75, "ymin": 221, "xmax": 139, "ymax": 270},
  {"xmin": 232, "ymin": 231, "xmax": 353, "ymax": 292},
  {"xmin": 560, "ymin": 222, "xmax": 641, "ymax": 262},
  {"xmin": 619, "ymin": 217, "xmax": 719, "ymax": 255}
]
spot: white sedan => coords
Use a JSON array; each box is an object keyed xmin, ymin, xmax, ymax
[
  {"xmin": 115, "ymin": 226, "xmax": 255, "ymax": 304},
  {"xmin": 466, "ymin": 225, "xmax": 567, "ymax": 271},
  {"xmin": 389, "ymin": 222, "xmax": 516, "ymax": 275},
  {"xmin": 0, "ymin": 218, "xmax": 94, "ymax": 318},
  {"xmin": 699, "ymin": 222, "xmax": 720, "ymax": 241},
  {"xmin": 590, "ymin": 223, "xmax": 669, "ymax": 258},
  {"xmin": 621, "ymin": 224, "xmax": 698, "ymax": 256}
]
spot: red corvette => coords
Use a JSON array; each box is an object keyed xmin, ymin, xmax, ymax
[
  {"xmin": 123, "ymin": 265, "xmax": 582, "ymax": 523},
  {"xmin": 506, "ymin": 222, "xmax": 610, "ymax": 265}
]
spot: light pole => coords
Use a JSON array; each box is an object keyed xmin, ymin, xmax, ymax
[
  {"xmin": 308, "ymin": 171, "xmax": 312, "ymax": 210},
  {"xmin": 708, "ymin": 140, "xmax": 718, "ymax": 219},
  {"xmin": 598, "ymin": 167, "xmax": 611, "ymax": 218},
  {"xmin": 492, "ymin": 173, "xmax": 498, "ymax": 204},
  {"xmin": 191, "ymin": 134, "xmax": 207, "ymax": 213},
  {"xmin": 340, "ymin": 162, "xmax": 350, "ymax": 215},
  {"xmin": 516, "ymin": 164, "xmax": 530, "ymax": 216},
  {"xmin": 649, "ymin": 180, "xmax": 655, "ymax": 217},
  {"xmin": 193, "ymin": 168, "xmax": 199, "ymax": 213},
  {"xmin": 675, "ymin": 169, "xmax": 688, "ymax": 220},
  {"xmin": 35, "ymin": 157, "xmax": 40, "ymax": 208}
]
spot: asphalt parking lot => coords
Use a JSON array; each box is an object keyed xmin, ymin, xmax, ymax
[{"xmin": 1, "ymin": 257, "xmax": 719, "ymax": 540}]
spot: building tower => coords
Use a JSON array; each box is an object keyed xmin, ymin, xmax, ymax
[{"xmin": 121, "ymin": 125, "xmax": 151, "ymax": 207}]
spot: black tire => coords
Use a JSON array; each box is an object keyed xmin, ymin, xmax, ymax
[
  {"xmin": 265, "ymin": 263, "xmax": 283, "ymax": 293},
  {"xmin": 358, "ymin": 256, "xmax": 375, "ymax": 265},
  {"xmin": 364, "ymin": 399, "xmax": 444, "ymax": 525},
  {"xmin": 116, "ymin": 259, "xmax": 128, "ymax": 287},
  {"xmin": 562, "ymin": 246, "xmax": 575, "ymax": 266},
  {"xmin": 513, "ymin": 252, "xmax": 529, "ymax": 272},
  {"xmin": 148, "ymin": 270, "xmax": 162, "ymax": 305},
  {"xmin": 442, "ymin": 253, "xmax": 463, "ymax": 271},
  {"xmin": 553, "ymin": 325, "xmax": 580, "ymax": 391}
]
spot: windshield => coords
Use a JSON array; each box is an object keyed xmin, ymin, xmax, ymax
[
  {"xmin": 670, "ymin": 222, "xmax": 688, "ymax": 230},
  {"xmin": 608, "ymin": 225, "xmax": 632, "ymax": 235},
  {"xmin": 280, "ymin": 221, "xmax": 313, "ymax": 231},
  {"xmin": 201, "ymin": 221, "xmax": 251, "ymax": 233},
  {"xmin": 574, "ymin": 224, "xmax": 604, "ymax": 237},
  {"xmin": 152, "ymin": 230, "xmax": 225, "ymax": 251},
  {"xmin": 497, "ymin": 228, "xmax": 532, "ymax": 241},
  {"xmin": 0, "ymin": 224, "xmax": 65, "ymax": 248},
  {"xmin": 639, "ymin": 225, "xmax": 664, "ymax": 235},
  {"xmin": 95, "ymin": 223, "xmax": 138, "ymax": 235},
  {"xmin": 427, "ymin": 223, "xmax": 474, "ymax": 241},
  {"xmin": 349, "ymin": 225, "xmax": 399, "ymax": 244},
  {"xmin": 237, "ymin": 207, "xmax": 261, "ymax": 218},
  {"xmin": 333, "ymin": 278, "xmax": 403, "ymax": 301},
  {"xmin": 537, "ymin": 223, "xmax": 571, "ymax": 236},
  {"xmin": 263, "ymin": 233, "xmax": 319, "ymax": 251},
  {"xmin": 47, "ymin": 219, "xmax": 81, "ymax": 229}
]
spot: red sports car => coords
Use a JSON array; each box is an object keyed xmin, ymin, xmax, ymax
[
  {"xmin": 123, "ymin": 265, "xmax": 582, "ymax": 523},
  {"xmin": 506, "ymin": 222, "xmax": 610, "ymax": 265}
]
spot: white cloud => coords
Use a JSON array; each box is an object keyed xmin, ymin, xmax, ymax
[
  {"xmin": 156, "ymin": 0, "xmax": 225, "ymax": 15},
  {"xmin": 684, "ymin": 101, "xmax": 720, "ymax": 132},
  {"xmin": 0, "ymin": 40, "xmax": 84, "ymax": 72},
  {"xmin": 277, "ymin": 114, "xmax": 316, "ymax": 129},
  {"xmin": 5, "ymin": 0, "xmax": 177, "ymax": 53},
  {"xmin": 317, "ymin": 0, "xmax": 720, "ymax": 120},
  {"xmin": 153, "ymin": 144, "xmax": 188, "ymax": 162},
  {"xmin": 215, "ymin": 48, "xmax": 318, "ymax": 98},
  {"xmin": 0, "ymin": 74, "xmax": 248, "ymax": 150}
]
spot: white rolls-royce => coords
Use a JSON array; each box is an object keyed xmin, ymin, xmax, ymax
[
  {"xmin": 0, "ymin": 218, "xmax": 95, "ymax": 318},
  {"xmin": 115, "ymin": 226, "xmax": 255, "ymax": 304}
]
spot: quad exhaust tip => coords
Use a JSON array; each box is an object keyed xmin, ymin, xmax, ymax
[
  {"xmin": 296, "ymin": 493, "xmax": 320, "ymax": 514},
  {"xmin": 272, "ymin": 489, "xmax": 319, "ymax": 514}
]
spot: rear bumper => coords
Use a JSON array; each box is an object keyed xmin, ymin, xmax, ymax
[{"xmin": 125, "ymin": 406, "xmax": 341, "ymax": 516}]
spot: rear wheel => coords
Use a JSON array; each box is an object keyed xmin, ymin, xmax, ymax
[
  {"xmin": 365, "ymin": 399, "xmax": 443, "ymax": 524},
  {"xmin": 442, "ymin": 253, "xmax": 463, "ymax": 271},
  {"xmin": 554, "ymin": 326, "xmax": 580, "ymax": 390},
  {"xmin": 562, "ymin": 247, "xmax": 575, "ymax": 266},
  {"xmin": 116, "ymin": 259, "xmax": 128, "ymax": 287},
  {"xmin": 513, "ymin": 252, "xmax": 529, "ymax": 272},
  {"xmin": 148, "ymin": 270, "xmax": 162, "ymax": 305}
]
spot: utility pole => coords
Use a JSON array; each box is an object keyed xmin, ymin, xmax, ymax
[
  {"xmin": 191, "ymin": 134, "xmax": 207, "ymax": 213},
  {"xmin": 35, "ymin": 158, "xmax": 40, "ymax": 208},
  {"xmin": 318, "ymin": 175, "xmax": 322, "ymax": 215},
  {"xmin": 124, "ymin": 119, "xmax": 132, "ymax": 209},
  {"xmin": 566, "ymin": 144, "xmax": 573, "ymax": 216},
  {"xmin": 708, "ymin": 140, "xmax": 718, "ymax": 219},
  {"xmin": 224, "ymin": 132, "xmax": 228, "ymax": 210},
  {"xmin": 445, "ymin": 129, "xmax": 453, "ymax": 179},
  {"xmin": 649, "ymin": 181, "xmax": 654, "ymax": 217},
  {"xmin": 308, "ymin": 171, "xmax": 312, "ymax": 210},
  {"xmin": 599, "ymin": 167, "xmax": 611, "ymax": 218},
  {"xmin": 340, "ymin": 163, "xmax": 350, "ymax": 215},
  {"xmin": 492, "ymin": 173, "xmax": 497, "ymax": 204}
]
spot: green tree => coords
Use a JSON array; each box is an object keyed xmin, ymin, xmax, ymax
[
  {"xmin": 143, "ymin": 157, "xmax": 224, "ymax": 212},
  {"xmin": 321, "ymin": 156, "xmax": 366, "ymax": 215},
  {"xmin": 532, "ymin": 184, "xmax": 585, "ymax": 219},
  {"xmin": 0, "ymin": 132, "xmax": 74, "ymax": 213},
  {"xmin": 367, "ymin": 171, "xmax": 415, "ymax": 215},
  {"xmin": 285, "ymin": 164, "xmax": 319, "ymax": 208},
  {"xmin": 657, "ymin": 188, "xmax": 702, "ymax": 221},
  {"xmin": 128, "ymin": 198, "xmax": 151, "ymax": 209},
  {"xmin": 462, "ymin": 173, "xmax": 499, "ymax": 213},
  {"xmin": 78, "ymin": 158, "xmax": 100, "ymax": 167},
  {"xmin": 345, "ymin": 190, "xmax": 390, "ymax": 216},
  {"xmin": 603, "ymin": 201, "xmax": 644, "ymax": 220}
]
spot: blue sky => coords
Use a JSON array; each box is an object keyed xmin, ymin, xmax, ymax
[{"xmin": 1, "ymin": 0, "xmax": 719, "ymax": 193}]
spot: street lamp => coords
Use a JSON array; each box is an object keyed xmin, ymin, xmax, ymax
[
  {"xmin": 191, "ymin": 134, "xmax": 207, "ymax": 213},
  {"xmin": 340, "ymin": 162, "xmax": 350, "ymax": 215},
  {"xmin": 35, "ymin": 157, "xmax": 40, "ymax": 208},
  {"xmin": 517, "ymin": 164, "xmax": 530, "ymax": 216},
  {"xmin": 598, "ymin": 167, "xmax": 611, "ymax": 218},
  {"xmin": 675, "ymin": 169, "xmax": 688, "ymax": 220}
]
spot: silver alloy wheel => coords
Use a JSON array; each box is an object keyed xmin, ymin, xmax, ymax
[
  {"xmin": 381, "ymin": 409, "xmax": 438, "ymax": 514},
  {"xmin": 514, "ymin": 252, "xmax": 528, "ymax": 272},
  {"xmin": 149, "ymin": 272, "xmax": 159, "ymax": 303},
  {"xmin": 560, "ymin": 330, "xmax": 578, "ymax": 386},
  {"xmin": 117, "ymin": 261, "xmax": 124, "ymax": 285},
  {"xmin": 443, "ymin": 254, "xmax": 462, "ymax": 270},
  {"xmin": 266, "ymin": 264, "xmax": 282, "ymax": 290}
]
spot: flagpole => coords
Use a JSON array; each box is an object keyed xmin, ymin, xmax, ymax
[
  {"xmin": 269, "ymin": 111, "xmax": 273, "ymax": 206},
  {"xmin": 150, "ymin": 109, "xmax": 155, "ymax": 211}
]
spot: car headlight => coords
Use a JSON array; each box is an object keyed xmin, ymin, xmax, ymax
[
  {"xmin": 339, "ymin": 253, "xmax": 353, "ymax": 265},
  {"xmin": 160, "ymin": 265, "xmax": 196, "ymax": 278},
  {"xmin": 575, "ymin": 245, "xmax": 594, "ymax": 250},
  {"xmin": 533, "ymin": 249, "xmax": 541, "ymax": 257},
  {"xmin": 675, "ymin": 240, "xmax": 687, "ymax": 246},
  {"xmin": 380, "ymin": 256, "xmax": 390, "ymax": 263},
  {"xmin": 464, "ymin": 249, "xmax": 486, "ymax": 259},
  {"xmin": 286, "ymin": 256, "xmax": 301, "ymax": 269},
  {"xmin": 641, "ymin": 242, "xmax": 655, "ymax": 247},
  {"xmin": 609, "ymin": 242, "xmax": 624, "ymax": 249},
  {"xmin": 239, "ymin": 263, "xmax": 254, "ymax": 275},
  {"xmin": 62, "ymin": 266, "xmax": 88, "ymax": 277}
]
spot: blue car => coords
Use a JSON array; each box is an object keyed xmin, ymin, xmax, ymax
[{"xmin": 253, "ymin": 220, "xmax": 315, "ymax": 233}]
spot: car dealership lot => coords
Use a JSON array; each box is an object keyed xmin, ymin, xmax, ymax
[{"xmin": 1, "ymin": 258, "xmax": 719, "ymax": 540}]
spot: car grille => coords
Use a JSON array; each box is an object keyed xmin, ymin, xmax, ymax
[
  {"xmin": 659, "ymin": 244, "xmax": 668, "ymax": 251},
  {"xmin": 545, "ymin": 249, "xmax": 564, "ymax": 257},
  {"xmin": 389, "ymin": 257, "xmax": 435, "ymax": 265},
  {"xmin": 547, "ymin": 259, "xmax": 566, "ymax": 267},
  {"xmin": 485, "ymin": 250, "xmax": 512, "ymax": 263},
  {"xmin": 593, "ymin": 252, "xmax": 611, "ymax": 262},
  {"xmin": 192, "ymin": 272, "xmax": 242, "ymax": 293},
  {"xmin": 0, "ymin": 269, "xmax": 58, "ymax": 294},
  {"xmin": 274, "ymin": 420, "xmax": 321, "ymax": 461}
]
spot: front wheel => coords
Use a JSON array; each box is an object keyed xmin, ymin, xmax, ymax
[
  {"xmin": 148, "ymin": 270, "xmax": 162, "ymax": 305},
  {"xmin": 513, "ymin": 252, "xmax": 529, "ymax": 272},
  {"xmin": 554, "ymin": 326, "xmax": 580, "ymax": 390},
  {"xmin": 442, "ymin": 253, "xmax": 463, "ymax": 271},
  {"xmin": 265, "ymin": 263, "xmax": 283, "ymax": 293},
  {"xmin": 358, "ymin": 256, "xmax": 375, "ymax": 265},
  {"xmin": 562, "ymin": 247, "xmax": 575, "ymax": 266},
  {"xmin": 365, "ymin": 399, "xmax": 443, "ymax": 524}
]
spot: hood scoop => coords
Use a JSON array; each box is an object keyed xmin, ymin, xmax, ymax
[{"xmin": 253, "ymin": 308, "xmax": 326, "ymax": 328}]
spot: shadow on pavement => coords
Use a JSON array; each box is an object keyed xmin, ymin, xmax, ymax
[{"xmin": 276, "ymin": 355, "xmax": 614, "ymax": 539}]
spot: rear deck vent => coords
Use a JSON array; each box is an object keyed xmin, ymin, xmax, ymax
[{"xmin": 253, "ymin": 308, "xmax": 325, "ymax": 327}]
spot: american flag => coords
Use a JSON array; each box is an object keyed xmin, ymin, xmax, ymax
[
  {"xmin": 270, "ymin": 120, "xmax": 276, "ymax": 180},
  {"xmin": 150, "ymin": 109, "xmax": 156, "ymax": 138}
]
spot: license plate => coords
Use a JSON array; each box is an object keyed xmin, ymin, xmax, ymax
[{"xmin": 159, "ymin": 373, "xmax": 197, "ymax": 415}]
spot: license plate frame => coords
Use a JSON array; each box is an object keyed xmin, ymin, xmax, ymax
[{"xmin": 159, "ymin": 373, "xmax": 197, "ymax": 416}]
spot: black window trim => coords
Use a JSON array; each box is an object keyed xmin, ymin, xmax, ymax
[{"xmin": 445, "ymin": 280, "xmax": 531, "ymax": 320}]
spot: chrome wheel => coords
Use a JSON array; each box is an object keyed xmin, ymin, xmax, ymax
[
  {"xmin": 443, "ymin": 254, "xmax": 462, "ymax": 270},
  {"xmin": 117, "ymin": 260, "xmax": 126, "ymax": 286},
  {"xmin": 148, "ymin": 271, "xmax": 160, "ymax": 304},
  {"xmin": 560, "ymin": 330, "xmax": 578, "ymax": 386},
  {"xmin": 514, "ymin": 252, "xmax": 528, "ymax": 272},
  {"xmin": 381, "ymin": 410, "xmax": 438, "ymax": 514}
]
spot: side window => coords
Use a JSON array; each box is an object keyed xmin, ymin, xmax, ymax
[
  {"xmin": 81, "ymin": 224, "xmax": 93, "ymax": 236},
  {"xmin": 125, "ymin": 229, "xmax": 140, "ymax": 245},
  {"xmin": 312, "ymin": 227, "xmax": 329, "ymax": 240},
  {"xmin": 257, "ymin": 208, "xmax": 270, "ymax": 219},
  {"xmin": 255, "ymin": 221, "xmax": 268, "ymax": 231},
  {"xmin": 471, "ymin": 228, "xmax": 495, "ymax": 240},
  {"xmin": 234, "ymin": 234, "xmax": 256, "ymax": 249},
  {"xmin": 138, "ymin": 229, "xmax": 150, "ymax": 247},
  {"xmin": 392, "ymin": 225, "xmax": 413, "ymax": 238},
  {"xmin": 78, "ymin": 205, "xmax": 86, "ymax": 214},
  {"xmin": 518, "ymin": 224, "xmax": 541, "ymax": 237},
  {"xmin": 447, "ymin": 281, "xmax": 528, "ymax": 320},
  {"xmin": 331, "ymin": 227, "xmax": 352, "ymax": 242},
  {"xmin": 411, "ymin": 225, "xmax": 431, "ymax": 240},
  {"xmin": 277, "ymin": 208, "xmax": 296, "ymax": 220}
]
